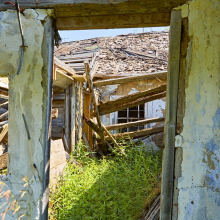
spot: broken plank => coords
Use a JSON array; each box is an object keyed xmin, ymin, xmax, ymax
[
  {"xmin": 106, "ymin": 117, "xmax": 165, "ymax": 131},
  {"xmin": 104, "ymin": 126, "xmax": 164, "ymax": 141},
  {"xmin": 98, "ymin": 84, "xmax": 166, "ymax": 110},
  {"xmin": 93, "ymin": 71, "xmax": 167, "ymax": 87},
  {"xmin": 54, "ymin": 69, "xmax": 74, "ymax": 89},
  {"xmin": 54, "ymin": 57, "xmax": 76, "ymax": 76},
  {"xmin": 84, "ymin": 61, "xmax": 107, "ymax": 154},
  {"xmin": 99, "ymin": 92, "xmax": 166, "ymax": 115}
]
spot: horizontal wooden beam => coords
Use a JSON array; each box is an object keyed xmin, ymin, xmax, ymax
[
  {"xmin": 99, "ymin": 91, "xmax": 166, "ymax": 115},
  {"xmin": 104, "ymin": 126, "xmax": 164, "ymax": 141},
  {"xmin": 98, "ymin": 84, "xmax": 166, "ymax": 110},
  {"xmin": 93, "ymin": 71, "xmax": 167, "ymax": 87},
  {"xmin": 57, "ymin": 13, "xmax": 170, "ymax": 30},
  {"xmin": 106, "ymin": 117, "xmax": 165, "ymax": 131},
  {"xmin": 54, "ymin": 69, "xmax": 74, "ymax": 89}
]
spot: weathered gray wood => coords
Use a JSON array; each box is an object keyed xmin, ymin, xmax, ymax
[
  {"xmin": 103, "ymin": 126, "xmax": 164, "ymax": 141},
  {"xmin": 65, "ymin": 86, "xmax": 71, "ymax": 154},
  {"xmin": 99, "ymin": 92, "xmax": 166, "ymax": 115},
  {"xmin": 93, "ymin": 71, "xmax": 167, "ymax": 87},
  {"xmin": 70, "ymin": 82, "xmax": 76, "ymax": 152},
  {"xmin": 106, "ymin": 117, "xmax": 165, "ymax": 131},
  {"xmin": 84, "ymin": 61, "xmax": 107, "ymax": 154},
  {"xmin": 98, "ymin": 84, "xmax": 166, "ymax": 110},
  {"xmin": 51, "ymin": 126, "xmax": 63, "ymax": 139},
  {"xmin": 78, "ymin": 82, "xmax": 84, "ymax": 141},
  {"xmin": 57, "ymin": 13, "xmax": 170, "ymax": 30},
  {"xmin": 160, "ymin": 10, "xmax": 182, "ymax": 220},
  {"xmin": 53, "ymin": 69, "xmax": 74, "ymax": 89},
  {"xmin": 0, "ymin": 111, "xmax": 8, "ymax": 120}
]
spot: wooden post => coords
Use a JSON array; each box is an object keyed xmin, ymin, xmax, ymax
[
  {"xmin": 84, "ymin": 61, "xmax": 107, "ymax": 154},
  {"xmin": 65, "ymin": 86, "xmax": 71, "ymax": 153},
  {"xmin": 160, "ymin": 10, "xmax": 182, "ymax": 220},
  {"xmin": 78, "ymin": 82, "xmax": 83, "ymax": 140},
  {"xmin": 70, "ymin": 82, "xmax": 76, "ymax": 152}
]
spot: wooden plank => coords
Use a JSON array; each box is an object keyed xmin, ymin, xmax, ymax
[
  {"xmin": 54, "ymin": 58, "xmax": 86, "ymax": 82},
  {"xmin": 106, "ymin": 117, "xmax": 165, "ymax": 131},
  {"xmin": 98, "ymin": 84, "xmax": 166, "ymax": 110},
  {"xmin": 52, "ymin": 126, "xmax": 63, "ymax": 139},
  {"xmin": 84, "ymin": 61, "xmax": 107, "ymax": 154},
  {"xmin": 93, "ymin": 71, "xmax": 167, "ymax": 87},
  {"xmin": 53, "ymin": 69, "xmax": 74, "ymax": 89},
  {"xmin": 64, "ymin": 86, "xmax": 71, "ymax": 153},
  {"xmin": 54, "ymin": 57, "xmax": 76, "ymax": 76},
  {"xmin": 83, "ymin": 92, "xmax": 93, "ymax": 150},
  {"xmin": 99, "ymin": 92, "xmax": 166, "ymax": 115},
  {"xmin": 70, "ymin": 82, "xmax": 76, "ymax": 152},
  {"xmin": 0, "ymin": 152, "xmax": 7, "ymax": 171},
  {"xmin": 104, "ymin": 126, "xmax": 164, "ymax": 141},
  {"xmin": 101, "ymin": 122, "xmax": 126, "ymax": 157},
  {"xmin": 0, "ymin": 123, "xmax": 8, "ymax": 142},
  {"xmin": 0, "ymin": 111, "xmax": 8, "ymax": 120},
  {"xmin": 57, "ymin": 13, "xmax": 170, "ymax": 30},
  {"xmin": 78, "ymin": 82, "xmax": 84, "ymax": 141},
  {"xmin": 0, "ymin": 101, "xmax": 8, "ymax": 108},
  {"xmin": 90, "ymin": 61, "xmax": 99, "ymax": 79},
  {"xmin": 160, "ymin": 10, "xmax": 182, "ymax": 220}
]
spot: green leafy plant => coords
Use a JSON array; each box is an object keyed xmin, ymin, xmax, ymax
[{"xmin": 50, "ymin": 140, "xmax": 162, "ymax": 220}]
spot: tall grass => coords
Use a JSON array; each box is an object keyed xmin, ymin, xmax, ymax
[{"xmin": 50, "ymin": 141, "xmax": 162, "ymax": 220}]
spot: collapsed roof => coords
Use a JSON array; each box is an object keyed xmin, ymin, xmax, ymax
[{"xmin": 54, "ymin": 31, "xmax": 169, "ymax": 79}]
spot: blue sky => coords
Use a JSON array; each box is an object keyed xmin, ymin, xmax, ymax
[{"xmin": 59, "ymin": 27, "xmax": 169, "ymax": 42}]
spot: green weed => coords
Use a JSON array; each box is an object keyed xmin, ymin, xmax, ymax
[{"xmin": 50, "ymin": 142, "xmax": 162, "ymax": 220}]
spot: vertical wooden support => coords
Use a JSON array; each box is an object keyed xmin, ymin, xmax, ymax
[
  {"xmin": 65, "ymin": 86, "xmax": 71, "ymax": 153},
  {"xmin": 70, "ymin": 82, "xmax": 76, "ymax": 152},
  {"xmin": 84, "ymin": 61, "xmax": 107, "ymax": 154},
  {"xmin": 83, "ymin": 92, "xmax": 93, "ymax": 149},
  {"xmin": 78, "ymin": 82, "xmax": 83, "ymax": 140},
  {"xmin": 42, "ymin": 16, "xmax": 54, "ymax": 220},
  {"xmin": 160, "ymin": 10, "xmax": 182, "ymax": 220}
]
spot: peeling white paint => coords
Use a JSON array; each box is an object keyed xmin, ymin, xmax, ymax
[
  {"xmin": 0, "ymin": 9, "xmax": 53, "ymax": 219},
  {"xmin": 176, "ymin": 1, "xmax": 220, "ymax": 219}
]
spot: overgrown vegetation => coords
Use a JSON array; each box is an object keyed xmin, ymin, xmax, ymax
[{"xmin": 50, "ymin": 140, "xmax": 162, "ymax": 220}]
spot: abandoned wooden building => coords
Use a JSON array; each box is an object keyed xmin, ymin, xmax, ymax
[{"xmin": 0, "ymin": 0, "xmax": 219, "ymax": 219}]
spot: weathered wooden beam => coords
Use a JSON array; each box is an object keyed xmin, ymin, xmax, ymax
[
  {"xmin": 0, "ymin": 111, "xmax": 8, "ymax": 120},
  {"xmin": 0, "ymin": 101, "xmax": 8, "ymax": 108},
  {"xmin": 104, "ymin": 126, "xmax": 164, "ymax": 141},
  {"xmin": 84, "ymin": 61, "xmax": 107, "ymax": 154},
  {"xmin": 160, "ymin": 10, "xmax": 182, "ymax": 220},
  {"xmin": 51, "ymin": 125, "xmax": 63, "ymax": 139},
  {"xmin": 93, "ymin": 71, "xmax": 167, "ymax": 87},
  {"xmin": 65, "ymin": 86, "xmax": 71, "ymax": 154},
  {"xmin": 99, "ymin": 92, "xmax": 166, "ymax": 115},
  {"xmin": 106, "ymin": 117, "xmax": 165, "ymax": 131},
  {"xmin": 57, "ymin": 13, "xmax": 170, "ymax": 30},
  {"xmin": 53, "ymin": 69, "xmax": 74, "ymax": 89},
  {"xmin": 70, "ymin": 82, "xmax": 76, "ymax": 152},
  {"xmin": 98, "ymin": 84, "xmax": 166, "ymax": 110}
]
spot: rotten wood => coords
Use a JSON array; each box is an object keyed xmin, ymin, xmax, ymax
[
  {"xmin": 84, "ymin": 61, "xmax": 107, "ymax": 154},
  {"xmin": 99, "ymin": 92, "xmax": 166, "ymax": 115},
  {"xmin": 98, "ymin": 84, "xmax": 166, "ymax": 110},
  {"xmin": 93, "ymin": 71, "xmax": 167, "ymax": 87},
  {"xmin": 106, "ymin": 117, "xmax": 165, "ymax": 131}
]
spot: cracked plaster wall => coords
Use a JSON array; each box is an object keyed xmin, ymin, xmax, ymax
[
  {"xmin": 0, "ymin": 9, "xmax": 53, "ymax": 219},
  {"xmin": 176, "ymin": 0, "xmax": 220, "ymax": 219}
]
